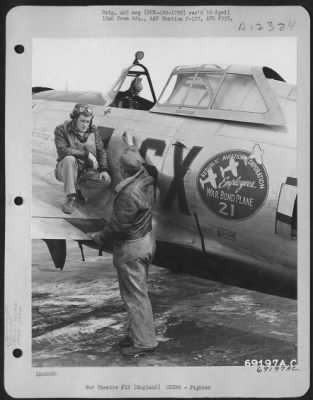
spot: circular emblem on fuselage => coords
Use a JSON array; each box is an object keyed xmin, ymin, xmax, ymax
[{"xmin": 197, "ymin": 148, "xmax": 269, "ymax": 220}]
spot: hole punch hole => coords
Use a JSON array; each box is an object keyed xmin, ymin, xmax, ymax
[
  {"xmin": 13, "ymin": 348, "xmax": 23, "ymax": 358},
  {"xmin": 14, "ymin": 45, "xmax": 24, "ymax": 54},
  {"xmin": 14, "ymin": 196, "xmax": 23, "ymax": 206}
]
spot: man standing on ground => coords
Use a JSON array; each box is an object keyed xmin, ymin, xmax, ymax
[
  {"xmin": 54, "ymin": 103, "xmax": 111, "ymax": 214},
  {"xmin": 88, "ymin": 145, "xmax": 157, "ymax": 357}
]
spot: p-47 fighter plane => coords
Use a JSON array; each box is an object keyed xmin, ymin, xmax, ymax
[{"xmin": 32, "ymin": 52, "xmax": 297, "ymax": 298}]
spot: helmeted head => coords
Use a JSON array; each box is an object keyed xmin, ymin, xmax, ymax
[
  {"xmin": 130, "ymin": 77, "xmax": 143, "ymax": 96},
  {"xmin": 70, "ymin": 104, "xmax": 94, "ymax": 133},
  {"xmin": 120, "ymin": 147, "xmax": 142, "ymax": 177}
]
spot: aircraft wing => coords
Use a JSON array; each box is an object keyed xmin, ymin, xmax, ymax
[
  {"xmin": 32, "ymin": 89, "xmax": 108, "ymax": 106},
  {"xmin": 32, "ymin": 218, "xmax": 92, "ymax": 240},
  {"xmin": 32, "ymin": 149, "xmax": 114, "ymax": 240}
]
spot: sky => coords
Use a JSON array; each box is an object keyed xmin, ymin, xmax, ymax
[{"xmin": 32, "ymin": 37, "xmax": 296, "ymax": 97}]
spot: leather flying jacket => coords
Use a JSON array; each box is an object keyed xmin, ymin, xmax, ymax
[
  {"xmin": 54, "ymin": 120, "xmax": 109, "ymax": 172},
  {"xmin": 99, "ymin": 168, "xmax": 156, "ymax": 242}
]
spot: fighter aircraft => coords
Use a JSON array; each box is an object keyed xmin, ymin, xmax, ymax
[{"xmin": 32, "ymin": 52, "xmax": 297, "ymax": 298}]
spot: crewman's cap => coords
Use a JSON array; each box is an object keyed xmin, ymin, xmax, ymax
[
  {"xmin": 120, "ymin": 147, "xmax": 142, "ymax": 176},
  {"xmin": 70, "ymin": 104, "xmax": 94, "ymax": 119},
  {"xmin": 130, "ymin": 77, "xmax": 143, "ymax": 93}
]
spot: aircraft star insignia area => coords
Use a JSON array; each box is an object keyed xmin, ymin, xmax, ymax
[{"xmin": 32, "ymin": 51, "xmax": 297, "ymax": 365}]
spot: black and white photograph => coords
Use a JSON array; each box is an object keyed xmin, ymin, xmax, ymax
[{"xmin": 4, "ymin": 5, "xmax": 310, "ymax": 398}]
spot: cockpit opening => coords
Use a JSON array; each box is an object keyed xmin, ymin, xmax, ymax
[
  {"xmin": 109, "ymin": 51, "xmax": 157, "ymax": 111},
  {"xmin": 110, "ymin": 74, "xmax": 155, "ymax": 111}
]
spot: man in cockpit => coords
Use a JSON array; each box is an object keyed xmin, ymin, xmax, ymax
[
  {"xmin": 113, "ymin": 76, "xmax": 143, "ymax": 109},
  {"xmin": 54, "ymin": 104, "xmax": 111, "ymax": 214}
]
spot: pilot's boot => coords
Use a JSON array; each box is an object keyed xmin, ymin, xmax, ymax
[
  {"xmin": 62, "ymin": 194, "xmax": 75, "ymax": 214},
  {"xmin": 75, "ymin": 189, "xmax": 86, "ymax": 205}
]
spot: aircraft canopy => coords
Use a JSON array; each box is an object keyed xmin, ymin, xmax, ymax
[{"xmin": 151, "ymin": 64, "xmax": 286, "ymax": 126}]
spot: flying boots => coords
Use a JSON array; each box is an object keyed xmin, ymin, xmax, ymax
[{"xmin": 62, "ymin": 194, "xmax": 76, "ymax": 214}]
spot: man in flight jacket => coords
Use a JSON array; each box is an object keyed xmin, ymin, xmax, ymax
[
  {"xmin": 54, "ymin": 103, "xmax": 111, "ymax": 214},
  {"xmin": 88, "ymin": 145, "xmax": 157, "ymax": 357}
]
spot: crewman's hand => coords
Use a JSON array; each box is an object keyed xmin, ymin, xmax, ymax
[
  {"xmin": 87, "ymin": 231, "xmax": 103, "ymax": 248},
  {"xmin": 99, "ymin": 171, "xmax": 111, "ymax": 186},
  {"xmin": 88, "ymin": 152, "xmax": 99, "ymax": 170},
  {"xmin": 122, "ymin": 131, "xmax": 135, "ymax": 146}
]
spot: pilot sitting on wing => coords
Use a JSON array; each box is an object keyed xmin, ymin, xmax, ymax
[
  {"xmin": 114, "ymin": 76, "xmax": 143, "ymax": 109},
  {"xmin": 54, "ymin": 104, "xmax": 111, "ymax": 214}
]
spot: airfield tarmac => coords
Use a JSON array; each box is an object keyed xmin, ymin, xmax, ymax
[{"xmin": 32, "ymin": 239, "xmax": 297, "ymax": 367}]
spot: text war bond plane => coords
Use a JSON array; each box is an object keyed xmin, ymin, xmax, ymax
[{"xmin": 32, "ymin": 51, "xmax": 297, "ymax": 298}]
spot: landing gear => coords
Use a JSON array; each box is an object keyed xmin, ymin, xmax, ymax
[
  {"xmin": 43, "ymin": 239, "xmax": 66, "ymax": 271},
  {"xmin": 77, "ymin": 241, "xmax": 85, "ymax": 262},
  {"xmin": 78, "ymin": 241, "xmax": 102, "ymax": 261}
]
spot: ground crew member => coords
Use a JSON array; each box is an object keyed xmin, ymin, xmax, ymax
[
  {"xmin": 88, "ymin": 145, "xmax": 157, "ymax": 357},
  {"xmin": 54, "ymin": 104, "xmax": 111, "ymax": 214}
]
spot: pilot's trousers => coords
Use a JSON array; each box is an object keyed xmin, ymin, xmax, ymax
[
  {"xmin": 55, "ymin": 156, "xmax": 106, "ymax": 198},
  {"xmin": 113, "ymin": 232, "xmax": 157, "ymax": 349},
  {"xmin": 55, "ymin": 156, "xmax": 79, "ymax": 195}
]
